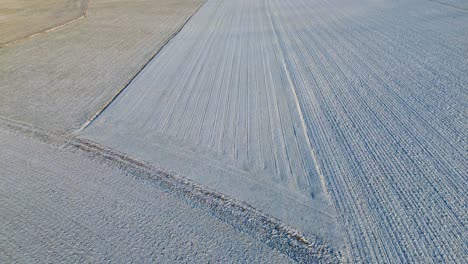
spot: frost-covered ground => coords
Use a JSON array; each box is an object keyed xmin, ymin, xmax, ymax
[
  {"xmin": 0, "ymin": 0, "xmax": 205, "ymax": 132},
  {"xmin": 82, "ymin": 0, "xmax": 467, "ymax": 262},
  {"xmin": 0, "ymin": 0, "xmax": 87, "ymax": 44},
  {"xmin": 1, "ymin": 0, "xmax": 467, "ymax": 262},
  {"xmin": 82, "ymin": 0, "xmax": 343, "ymax": 249},
  {"xmin": 0, "ymin": 125, "xmax": 294, "ymax": 263}
]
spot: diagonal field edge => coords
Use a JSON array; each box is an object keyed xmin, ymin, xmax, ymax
[
  {"xmin": 0, "ymin": 117, "xmax": 345, "ymax": 263},
  {"xmin": 75, "ymin": 0, "xmax": 210, "ymax": 133}
]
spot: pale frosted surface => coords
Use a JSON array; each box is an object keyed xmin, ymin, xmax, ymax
[
  {"xmin": 83, "ymin": 0, "xmax": 467, "ymax": 262},
  {"xmin": 83, "ymin": 0, "xmax": 343, "ymax": 248},
  {"xmin": 0, "ymin": 0, "xmax": 205, "ymax": 132},
  {"xmin": 0, "ymin": 0, "xmax": 87, "ymax": 44},
  {"xmin": 0, "ymin": 128, "xmax": 292, "ymax": 263}
]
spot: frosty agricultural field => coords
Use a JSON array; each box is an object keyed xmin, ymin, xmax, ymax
[
  {"xmin": 1, "ymin": 0, "xmax": 467, "ymax": 262},
  {"xmin": 0, "ymin": 0, "xmax": 205, "ymax": 131}
]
